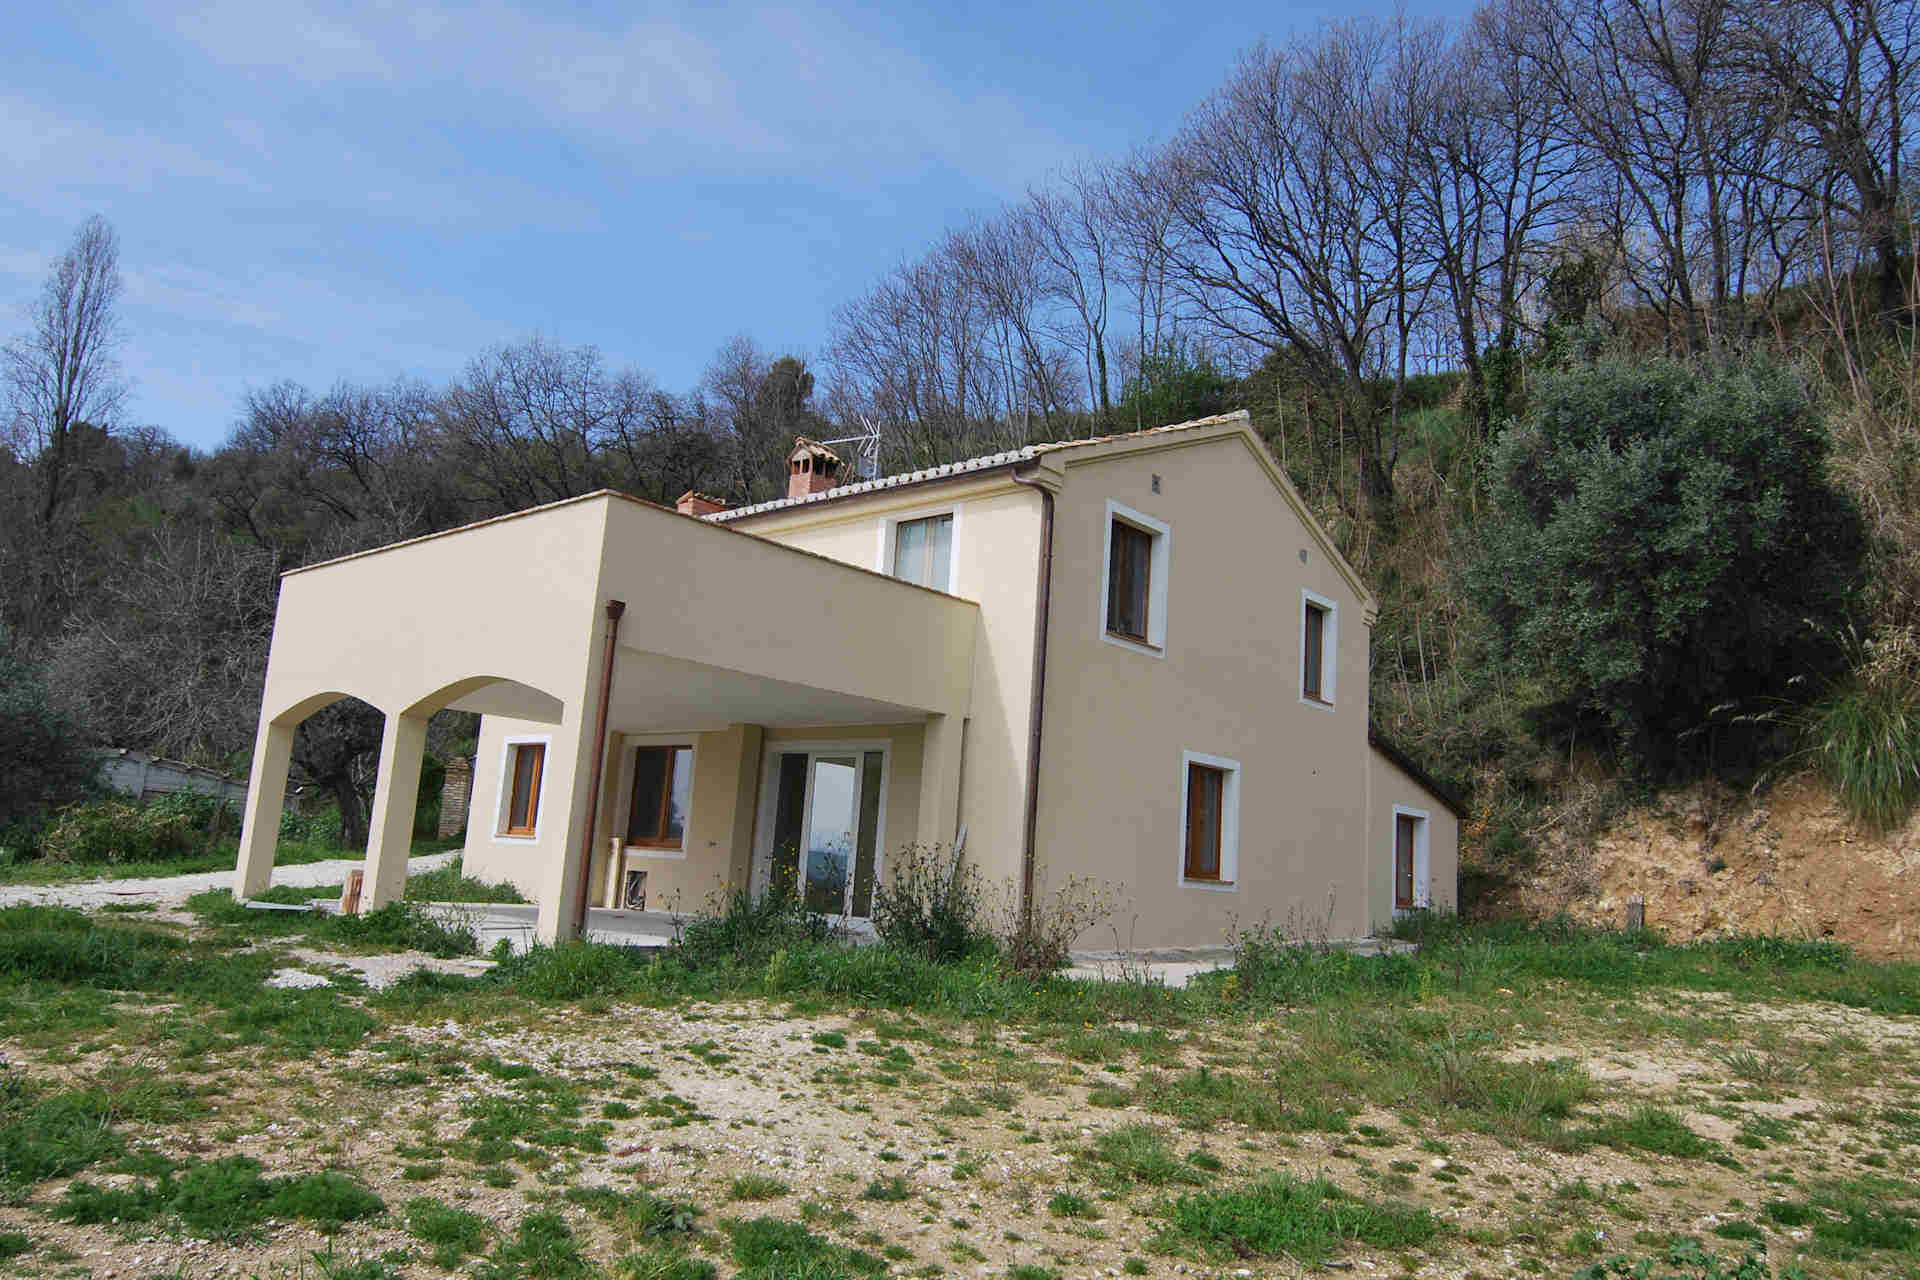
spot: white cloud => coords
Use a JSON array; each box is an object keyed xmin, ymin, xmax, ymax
[{"xmin": 137, "ymin": 0, "xmax": 1081, "ymax": 189}]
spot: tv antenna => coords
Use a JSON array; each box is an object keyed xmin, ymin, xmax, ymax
[{"xmin": 820, "ymin": 413, "xmax": 883, "ymax": 481}]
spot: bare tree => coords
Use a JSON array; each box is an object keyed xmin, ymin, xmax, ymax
[
  {"xmin": 1730, "ymin": 0, "xmax": 1917, "ymax": 329},
  {"xmin": 4, "ymin": 215, "xmax": 127, "ymax": 527},
  {"xmin": 1163, "ymin": 29, "xmax": 1426, "ymax": 506},
  {"xmin": 1029, "ymin": 164, "xmax": 1118, "ymax": 429}
]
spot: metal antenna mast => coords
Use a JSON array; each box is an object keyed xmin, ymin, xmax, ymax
[{"xmin": 820, "ymin": 413, "xmax": 883, "ymax": 481}]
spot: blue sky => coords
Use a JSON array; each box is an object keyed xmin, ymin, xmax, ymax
[{"xmin": 5, "ymin": 0, "xmax": 1471, "ymax": 451}]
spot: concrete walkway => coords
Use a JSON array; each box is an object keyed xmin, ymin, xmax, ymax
[{"xmin": 0, "ymin": 852, "xmax": 461, "ymax": 911}]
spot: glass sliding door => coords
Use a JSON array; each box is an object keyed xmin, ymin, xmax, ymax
[{"xmin": 754, "ymin": 744, "xmax": 889, "ymax": 919}]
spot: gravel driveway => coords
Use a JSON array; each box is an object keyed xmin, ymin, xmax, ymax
[{"xmin": 0, "ymin": 851, "xmax": 461, "ymax": 911}]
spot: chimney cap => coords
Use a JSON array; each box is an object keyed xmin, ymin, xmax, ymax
[
  {"xmin": 675, "ymin": 490, "xmax": 729, "ymax": 516},
  {"xmin": 788, "ymin": 436, "xmax": 842, "ymax": 466}
]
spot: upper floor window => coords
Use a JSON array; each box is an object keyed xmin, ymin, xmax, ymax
[
  {"xmin": 503, "ymin": 741, "xmax": 545, "ymax": 837},
  {"xmin": 892, "ymin": 514, "xmax": 954, "ymax": 590},
  {"xmin": 1101, "ymin": 501, "xmax": 1170, "ymax": 654},
  {"xmin": 1301, "ymin": 590, "xmax": 1337, "ymax": 708},
  {"xmin": 627, "ymin": 745, "xmax": 693, "ymax": 849},
  {"xmin": 1108, "ymin": 521, "xmax": 1153, "ymax": 641}
]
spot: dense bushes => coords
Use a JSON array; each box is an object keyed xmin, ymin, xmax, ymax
[
  {"xmin": 0, "ymin": 638, "xmax": 97, "ymax": 843},
  {"xmin": 1471, "ymin": 353, "xmax": 1866, "ymax": 775},
  {"xmin": 870, "ymin": 842, "xmax": 991, "ymax": 963},
  {"xmin": 1797, "ymin": 627, "xmax": 1920, "ymax": 832}
]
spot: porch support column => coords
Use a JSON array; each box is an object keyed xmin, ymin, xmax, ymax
[
  {"xmin": 363, "ymin": 712, "xmax": 429, "ymax": 910},
  {"xmin": 535, "ymin": 706, "xmax": 607, "ymax": 943},
  {"xmin": 916, "ymin": 712, "xmax": 964, "ymax": 851},
  {"xmin": 233, "ymin": 720, "xmax": 295, "ymax": 900}
]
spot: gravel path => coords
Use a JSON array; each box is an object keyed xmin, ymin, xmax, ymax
[{"xmin": 0, "ymin": 851, "xmax": 461, "ymax": 911}]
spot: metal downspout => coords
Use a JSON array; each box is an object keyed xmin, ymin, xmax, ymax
[
  {"xmin": 573, "ymin": 598, "xmax": 626, "ymax": 938},
  {"xmin": 1008, "ymin": 467, "xmax": 1055, "ymax": 932}
]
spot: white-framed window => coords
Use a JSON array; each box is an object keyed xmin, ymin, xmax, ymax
[
  {"xmin": 1101, "ymin": 500, "xmax": 1171, "ymax": 656},
  {"xmin": 876, "ymin": 505, "xmax": 960, "ymax": 592},
  {"xmin": 1177, "ymin": 749, "xmax": 1240, "ymax": 891},
  {"xmin": 623, "ymin": 742, "xmax": 695, "ymax": 857},
  {"xmin": 494, "ymin": 734, "xmax": 551, "ymax": 842},
  {"xmin": 1392, "ymin": 805, "xmax": 1430, "ymax": 911},
  {"xmin": 1300, "ymin": 588, "xmax": 1338, "ymax": 709}
]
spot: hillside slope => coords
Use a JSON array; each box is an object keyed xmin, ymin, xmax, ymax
[{"xmin": 1505, "ymin": 774, "xmax": 1920, "ymax": 961}]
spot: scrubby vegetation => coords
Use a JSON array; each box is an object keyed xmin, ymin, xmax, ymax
[{"xmin": 6, "ymin": 889, "xmax": 1920, "ymax": 1277}]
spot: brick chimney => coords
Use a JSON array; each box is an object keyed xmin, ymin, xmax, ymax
[
  {"xmin": 787, "ymin": 437, "xmax": 843, "ymax": 499},
  {"xmin": 675, "ymin": 491, "xmax": 728, "ymax": 517}
]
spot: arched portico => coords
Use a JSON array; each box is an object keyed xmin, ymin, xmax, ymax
[{"xmin": 233, "ymin": 676, "xmax": 566, "ymax": 908}]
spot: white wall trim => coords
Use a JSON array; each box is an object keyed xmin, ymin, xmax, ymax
[
  {"xmin": 490, "ymin": 732, "xmax": 552, "ymax": 845},
  {"xmin": 615, "ymin": 736, "xmax": 698, "ymax": 861},
  {"xmin": 1391, "ymin": 804, "xmax": 1431, "ymax": 911},
  {"xmin": 873, "ymin": 501, "xmax": 963, "ymax": 593},
  {"xmin": 1100, "ymin": 499, "xmax": 1171, "ymax": 658},
  {"xmin": 1176, "ymin": 749, "xmax": 1241, "ymax": 892},
  {"xmin": 1299, "ymin": 587, "xmax": 1339, "ymax": 712}
]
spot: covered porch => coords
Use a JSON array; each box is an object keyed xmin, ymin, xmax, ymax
[{"xmin": 233, "ymin": 491, "xmax": 978, "ymax": 942}]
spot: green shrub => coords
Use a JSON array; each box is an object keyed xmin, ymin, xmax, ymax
[
  {"xmin": 1470, "ymin": 352, "xmax": 1866, "ymax": 774},
  {"xmin": 38, "ymin": 798, "xmax": 206, "ymax": 866},
  {"xmin": 871, "ymin": 842, "xmax": 990, "ymax": 963},
  {"xmin": 500, "ymin": 940, "xmax": 650, "ymax": 999},
  {"xmin": 404, "ymin": 856, "xmax": 527, "ymax": 904},
  {"xmin": 1799, "ymin": 629, "xmax": 1920, "ymax": 831},
  {"xmin": 676, "ymin": 888, "xmax": 829, "ymax": 971},
  {"xmin": 0, "ymin": 639, "xmax": 99, "ymax": 833},
  {"xmin": 317, "ymin": 901, "xmax": 478, "ymax": 957}
]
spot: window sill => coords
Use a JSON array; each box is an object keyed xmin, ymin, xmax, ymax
[
  {"xmin": 494, "ymin": 832, "xmax": 538, "ymax": 844},
  {"xmin": 1179, "ymin": 877, "xmax": 1238, "ymax": 893},
  {"xmin": 1299, "ymin": 693, "xmax": 1336, "ymax": 712},
  {"xmin": 1103, "ymin": 630, "xmax": 1165, "ymax": 659},
  {"xmin": 624, "ymin": 844, "xmax": 688, "ymax": 860}
]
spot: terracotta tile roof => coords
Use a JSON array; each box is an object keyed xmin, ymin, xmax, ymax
[{"xmin": 707, "ymin": 413, "xmax": 1246, "ymax": 522}]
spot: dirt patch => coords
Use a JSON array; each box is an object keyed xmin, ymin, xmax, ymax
[{"xmin": 1516, "ymin": 774, "xmax": 1920, "ymax": 960}]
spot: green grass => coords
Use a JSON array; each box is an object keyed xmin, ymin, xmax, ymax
[
  {"xmin": 726, "ymin": 1216, "xmax": 885, "ymax": 1280},
  {"xmin": 1800, "ymin": 664, "xmax": 1920, "ymax": 833},
  {"xmin": 1579, "ymin": 1106, "xmax": 1714, "ymax": 1159},
  {"xmin": 0, "ymin": 836, "xmax": 369, "ymax": 887},
  {"xmin": 1138, "ymin": 1065, "xmax": 1349, "ymax": 1134},
  {"xmin": 1087, "ymin": 1126, "xmax": 1206, "ymax": 1186},
  {"xmin": 1048, "ymin": 1191, "xmax": 1096, "ymax": 1218},
  {"xmin": 731, "ymin": 1174, "xmax": 792, "ymax": 1201},
  {"xmin": 862, "ymin": 1175, "xmax": 911, "ymax": 1202},
  {"xmin": 402, "ymin": 855, "xmax": 527, "ymax": 903},
  {"xmin": 54, "ymin": 1158, "xmax": 383, "ymax": 1240},
  {"xmin": 185, "ymin": 890, "xmax": 479, "ymax": 957},
  {"xmin": 477, "ymin": 1210, "xmax": 593, "ymax": 1280},
  {"xmin": 1152, "ymin": 1173, "xmax": 1438, "ymax": 1266},
  {"xmin": 408, "ymin": 1196, "xmax": 494, "ymax": 1267}
]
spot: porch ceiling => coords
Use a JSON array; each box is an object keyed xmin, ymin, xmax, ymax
[{"xmin": 603, "ymin": 647, "xmax": 930, "ymax": 733}]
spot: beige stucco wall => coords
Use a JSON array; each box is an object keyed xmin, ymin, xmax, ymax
[
  {"xmin": 464, "ymin": 719, "xmax": 935, "ymax": 911},
  {"xmin": 1365, "ymin": 748, "xmax": 1461, "ymax": 922},
  {"xmin": 244, "ymin": 491, "xmax": 978, "ymax": 939},
  {"xmin": 726, "ymin": 480, "xmax": 1043, "ymax": 893},
  {"xmin": 1031, "ymin": 432, "xmax": 1379, "ymax": 949}
]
